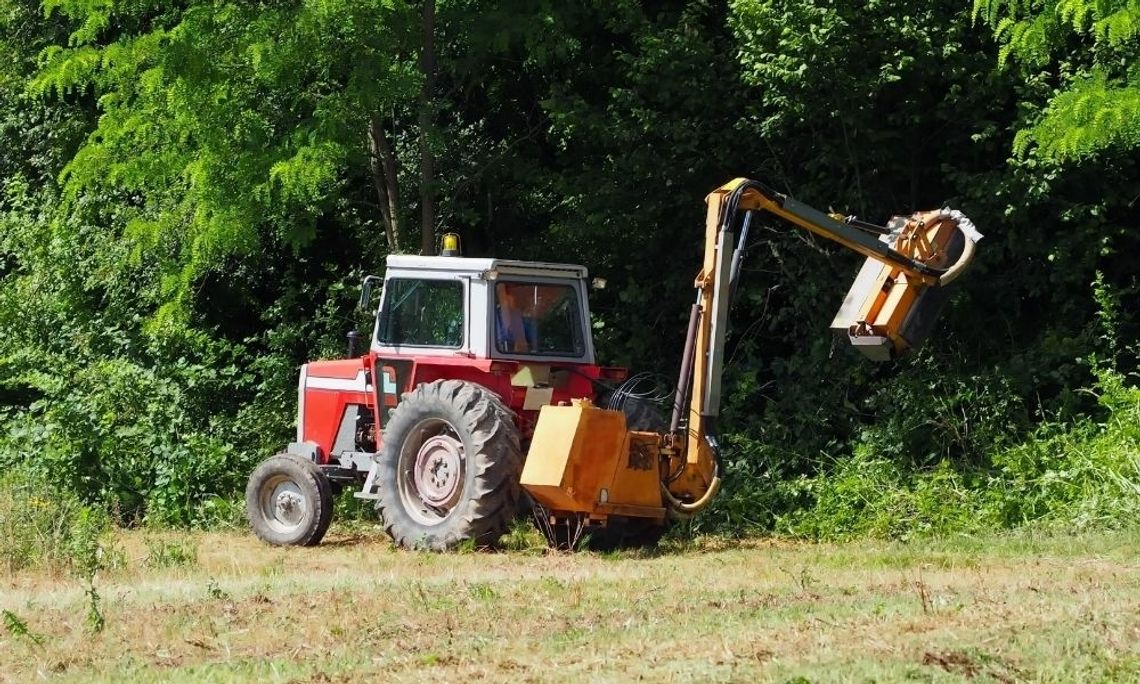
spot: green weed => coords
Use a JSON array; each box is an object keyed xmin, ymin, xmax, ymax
[
  {"xmin": 206, "ymin": 577, "xmax": 231, "ymax": 601},
  {"xmin": 2, "ymin": 609, "xmax": 43, "ymax": 648},
  {"xmin": 499, "ymin": 518, "xmax": 547, "ymax": 553},
  {"xmin": 466, "ymin": 582, "xmax": 497, "ymax": 601},
  {"xmin": 85, "ymin": 583, "xmax": 104, "ymax": 633},
  {"xmin": 144, "ymin": 537, "xmax": 199, "ymax": 569}
]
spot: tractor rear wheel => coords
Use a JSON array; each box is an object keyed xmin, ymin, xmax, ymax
[
  {"xmin": 246, "ymin": 454, "xmax": 335, "ymax": 546},
  {"xmin": 375, "ymin": 380, "xmax": 522, "ymax": 551}
]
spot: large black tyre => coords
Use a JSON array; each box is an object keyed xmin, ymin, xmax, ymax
[
  {"xmin": 375, "ymin": 379, "xmax": 522, "ymax": 551},
  {"xmin": 246, "ymin": 454, "xmax": 335, "ymax": 546}
]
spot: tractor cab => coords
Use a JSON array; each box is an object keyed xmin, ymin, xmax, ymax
[
  {"xmin": 369, "ymin": 254, "xmax": 598, "ymax": 366},
  {"xmin": 359, "ymin": 253, "xmax": 627, "ymax": 435}
]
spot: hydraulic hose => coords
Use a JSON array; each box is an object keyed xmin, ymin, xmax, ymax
[
  {"xmin": 661, "ymin": 467, "xmax": 721, "ymax": 521},
  {"xmin": 661, "ymin": 434, "xmax": 723, "ymax": 520}
]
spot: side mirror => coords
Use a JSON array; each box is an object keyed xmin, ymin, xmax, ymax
[{"xmin": 359, "ymin": 275, "xmax": 383, "ymax": 311}]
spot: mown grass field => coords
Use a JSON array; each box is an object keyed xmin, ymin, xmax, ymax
[{"xmin": 2, "ymin": 527, "xmax": 1139, "ymax": 683}]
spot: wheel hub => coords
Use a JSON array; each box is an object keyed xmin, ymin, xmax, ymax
[
  {"xmin": 258, "ymin": 475, "xmax": 308, "ymax": 533},
  {"xmin": 413, "ymin": 434, "xmax": 464, "ymax": 509},
  {"xmin": 274, "ymin": 490, "xmax": 304, "ymax": 524}
]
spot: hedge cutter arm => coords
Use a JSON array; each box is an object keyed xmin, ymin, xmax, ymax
[
  {"xmin": 520, "ymin": 177, "xmax": 981, "ymax": 530},
  {"xmin": 662, "ymin": 178, "xmax": 982, "ymax": 517}
]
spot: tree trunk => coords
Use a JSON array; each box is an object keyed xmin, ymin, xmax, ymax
[
  {"xmin": 369, "ymin": 116, "xmax": 402, "ymax": 253},
  {"xmin": 419, "ymin": 0, "xmax": 436, "ymax": 256}
]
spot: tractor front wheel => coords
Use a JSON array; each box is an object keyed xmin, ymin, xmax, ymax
[
  {"xmin": 245, "ymin": 454, "xmax": 335, "ymax": 546},
  {"xmin": 375, "ymin": 380, "xmax": 522, "ymax": 551}
]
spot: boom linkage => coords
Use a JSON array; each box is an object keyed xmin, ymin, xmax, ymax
[{"xmin": 662, "ymin": 177, "xmax": 976, "ymax": 519}]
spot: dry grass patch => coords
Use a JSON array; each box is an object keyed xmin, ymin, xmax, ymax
[{"xmin": 1, "ymin": 528, "xmax": 1139, "ymax": 682}]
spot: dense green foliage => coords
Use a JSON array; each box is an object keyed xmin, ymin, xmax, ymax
[
  {"xmin": 975, "ymin": 0, "xmax": 1140, "ymax": 160},
  {"xmin": 779, "ymin": 366, "xmax": 1140, "ymax": 539},
  {"xmin": 1, "ymin": 0, "xmax": 1138, "ymax": 538}
]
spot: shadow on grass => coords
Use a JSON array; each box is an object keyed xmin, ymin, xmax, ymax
[{"xmin": 319, "ymin": 533, "xmax": 387, "ymax": 548}]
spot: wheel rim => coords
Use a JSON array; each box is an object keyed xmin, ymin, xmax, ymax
[
  {"xmin": 398, "ymin": 417, "xmax": 466, "ymax": 526},
  {"xmin": 258, "ymin": 474, "xmax": 308, "ymax": 534}
]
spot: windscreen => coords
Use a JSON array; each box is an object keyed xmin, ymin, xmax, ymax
[
  {"xmin": 377, "ymin": 278, "xmax": 464, "ymax": 348},
  {"xmin": 494, "ymin": 282, "xmax": 585, "ymax": 357}
]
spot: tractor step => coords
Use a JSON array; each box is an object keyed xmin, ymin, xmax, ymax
[{"xmin": 353, "ymin": 461, "xmax": 382, "ymax": 500}]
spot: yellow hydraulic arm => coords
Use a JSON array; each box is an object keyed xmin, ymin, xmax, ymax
[{"xmin": 661, "ymin": 178, "xmax": 981, "ymax": 517}]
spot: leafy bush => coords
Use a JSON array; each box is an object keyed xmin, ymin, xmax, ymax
[
  {"xmin": 983, "ymin": 368, "xmax": 1140, "ymax": 530},
  {"xmin": 777, "ymin": 451, "xmax": 988, "ymax": 541},
  {"xmin": 0, "ymin": 468, "xmax": 118, "ymax": 576},
  {"xmin": 851, "ymin": 362, "xmax": 1031, "ymax": 469},
  {"xmin": 684, "ymin": 432, "xmax": 789, "ymax": 538},
  {"xmin": 779, "ymin": 367, "xmax": 1140, "ymax": 540},
  {"xmin": 0, "ymin": 349, "xmax": 273, "ymax": 528}
]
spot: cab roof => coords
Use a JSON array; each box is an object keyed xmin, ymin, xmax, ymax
[{"xmin": 385, "ymin": 255, "xmax": 588, "ymax": 280}]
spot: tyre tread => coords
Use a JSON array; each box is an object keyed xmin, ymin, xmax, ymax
[{"xmin": 376, "ymin": 379, "xmax": 521, "ymax": 551}]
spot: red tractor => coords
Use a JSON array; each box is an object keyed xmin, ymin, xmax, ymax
[
  {"xmin": 245, "ymin": 247, "xmax": 630, "ymax": 549},
  {"xmin": 245, "ymin": 178, "xmax": 981, "ymax": 550}
]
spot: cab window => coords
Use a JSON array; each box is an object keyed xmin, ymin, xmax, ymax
[
  {"xmin": 378, "ymin": 279, "xmax": 464, "ymax": 348},
  {"xmin": 495, "ymin": 282, "xmax": 585, "ymax": 357}
]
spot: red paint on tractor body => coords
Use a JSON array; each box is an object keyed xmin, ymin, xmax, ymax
[{"xmin": 298, "ymin": 352, "xmax": 619, "ymax": 463}]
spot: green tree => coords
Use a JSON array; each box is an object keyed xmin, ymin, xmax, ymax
[
  {"xmin": 34, "ymin": 0, "xmax": 424, "ymax": 317},
  {"xmin": 974, "ymin": 0, "xmax": 1140, "ymax": 161}
]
